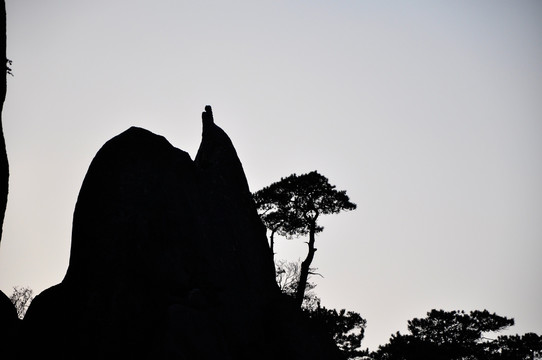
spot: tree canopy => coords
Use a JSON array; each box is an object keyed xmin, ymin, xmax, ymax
[
  {"xmin": 371, "ymin": 309, "xmax": 539, "ymax": 360},
  {"xmin": 490, "ymin": 332, "xmax": 542, "ymax": 360},
  {"xmin": 407, "ymin": 309, "xmax": 514, "ymax": 346},
  {"xmin": 254, "ymin": 171, "xmax": 356, "ymax": 237},
  {"xmin": 306, "ymin": 304, "xmax": 368, "ymax": 359}
]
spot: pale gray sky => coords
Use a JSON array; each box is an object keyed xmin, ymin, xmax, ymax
[{"xmin": 0, "ymin": 0, "xmax": 540, "ymax": 351}]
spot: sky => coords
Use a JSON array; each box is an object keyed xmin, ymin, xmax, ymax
[{"xmin": 0, "ymin": 0, "xmax": 541, "ymax": 352}]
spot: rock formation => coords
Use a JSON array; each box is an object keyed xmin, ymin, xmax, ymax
[
  {"xmin": 0, "ymin": 1, "xmax": 341, "ymax": 357},
  {"xmin": 22, "ymin": 107, "xmax": 343, "ymax": 359},
  {"xmin": 0, "ymin": 2, "xmax": 18, "ymax": 358}
]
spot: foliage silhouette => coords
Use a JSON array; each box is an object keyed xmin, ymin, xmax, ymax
[
  {"xmin": 253, "ymin": 183, "xmax": 304, "ymax": 265},
  {"xmin": 6, "ymin": 58, "xmax": 12, "ymax": 76},
  {"xmin": 254, "ymin": 171, "xmax": 356, "ymax": 308},
  {"xmin": 490, "ymin": 332, "xmax": 542, "ymax": 360},
  {"xmin": 370, "ymin": 309, "xmax": 542, "ymax": 360},
  {"xmin": 275, "ymin": 259, "xmax": 368, "ymax": 359},
  {"xmin": 275, "ymin": 259, "xmax": 320, "ymax": 310},
  {"xmin": 9, "ymin": 286, "xmax": 33, "ymax": 319},
  {"xmin": 305, "ymin": 304, "xmax": 368, "ymax": 359},
  {"xmin": 274, "ymin": 258, "xmax": 367, "ymax": 358}
]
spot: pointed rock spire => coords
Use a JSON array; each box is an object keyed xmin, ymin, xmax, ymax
[{"xmin": 202, "ymin": 104, "xmax": 214, "ymax": 124}]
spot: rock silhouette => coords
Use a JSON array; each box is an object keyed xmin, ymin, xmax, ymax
[
  {"xmin": 21, "ymin": 107, "xmax": 343, "ymax": 359},
  {"xmin": 0, "ymin": 3, "xmax": 17, "ymax": 358}
]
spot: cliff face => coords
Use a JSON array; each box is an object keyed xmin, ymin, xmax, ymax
[{"xmin": 22, "ymin": 108, "xmax": 343, "ymax": 359}]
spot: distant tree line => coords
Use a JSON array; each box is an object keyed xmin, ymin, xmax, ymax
[{"xmin": 371, "ymin": 309, "xmax": 542, "ymax": 360}]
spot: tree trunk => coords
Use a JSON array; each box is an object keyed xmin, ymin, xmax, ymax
[
  {"xmin": 295, "ymin": 221, "xmax": 316, "ymax": 308},
  {"xmin": 269, "ymin": 228, "xmax": 276, "ymax": 276}
]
